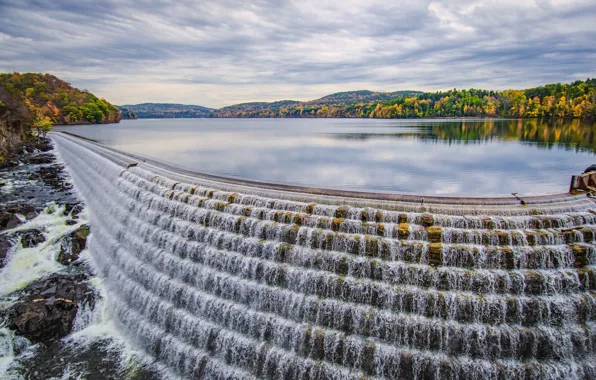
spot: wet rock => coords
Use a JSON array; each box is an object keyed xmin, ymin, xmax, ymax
[
  {"xmin": 12, "ymin": 301, "xmax": 78, "ymax": 343},
  {"xmin": 35, "ymin": 165, "xmax": 72, "ymax": 192},
  {"xmin": 0, "ymin": 159, "xmax": 19, "ymax": 169},
  {"xmin": 65, "ymin": 219, "xmax": 78, "ymax": 226},
  {"xmin": 0, "ymin": 234, "xmax": 14, "ymax": 267},
  {"xmin": 57, "ymin": 224, "xmax": 90, "ymax": 265},
  {"xmin": 0, "ymin": 212, "xmax": 25, "ymax": 230},
  {"xmin": 22, "ymin": 154, "xmax": 55, "ymax": 165},
  {"xmin": 7, "ymin": 204, "xmax": 38, "ymax": 220},
  {"xmin": 16, "ymin": 229, "xmax": 46, "ymax": 248},
  {"xmin": 63, "ymin": 202, "xmax": 84, "ymax": 219},
  {"xmin": 8, "ymin": 274, "xmax": 92, "ymax": 344}
]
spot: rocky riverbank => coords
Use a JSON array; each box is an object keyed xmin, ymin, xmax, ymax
[{"xmin": 0, "ymin": 137, "xmax": 158, "ymax": 379}]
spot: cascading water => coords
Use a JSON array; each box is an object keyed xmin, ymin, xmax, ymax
[{"xmin": 52, "ymin": 132, "xmax": 596, "ymax": 379}]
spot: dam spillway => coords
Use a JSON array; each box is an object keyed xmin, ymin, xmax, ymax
[{"xmin": 52, "ymin": 132, "xmax": 596, "ymax": 379}]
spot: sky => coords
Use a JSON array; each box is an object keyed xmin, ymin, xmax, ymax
[{"xmin": 1, "ymin": 0, "xmax": 595, "ymax": 108}]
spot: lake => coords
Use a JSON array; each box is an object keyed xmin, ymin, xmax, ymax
[{"xmin": 56, "ymin": 118, "xmax": 596, "ymax": 196}]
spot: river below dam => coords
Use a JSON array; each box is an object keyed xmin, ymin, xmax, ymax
[{"xmin": 57, "ymin": 118, "xmax": 596, "ymax": 196}]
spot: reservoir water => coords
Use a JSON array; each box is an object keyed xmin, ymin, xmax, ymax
[{"xmin": 57, "ymin": 118, "xmax": 596, "ymax": 196}]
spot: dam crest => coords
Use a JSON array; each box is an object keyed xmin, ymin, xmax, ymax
[{"xmin": 53, "ymin": 132, "xmax": 596, "ymax": 379}]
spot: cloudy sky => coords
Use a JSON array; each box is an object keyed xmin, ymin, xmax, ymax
[{"xmin": 1, "ymin": 0, "xmax": 595, "ymax": 108}]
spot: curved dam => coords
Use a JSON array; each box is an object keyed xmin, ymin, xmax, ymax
[{"xmin": 52, "ymin": 132, "xmax": 596, "ymax": 379}]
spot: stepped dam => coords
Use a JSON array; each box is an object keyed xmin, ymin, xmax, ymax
[{"xmin": 52, "ymin": 132, "xmax": 596, "ymax": 379}]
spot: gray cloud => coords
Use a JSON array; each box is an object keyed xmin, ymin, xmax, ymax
[{"xmin": 1, "ymin": 0, "xmax": 595, "ymax": 107}]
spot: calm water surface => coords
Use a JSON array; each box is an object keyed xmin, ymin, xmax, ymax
[{"xmin": 56, "ymin": 118, "xmax": 596, "ymax": 196}]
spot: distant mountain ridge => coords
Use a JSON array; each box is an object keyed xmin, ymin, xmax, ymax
[
  {"xmin": 119, "ymin": 103, "xmax": 213, "ymax": 118},
  {"xmin": 118, "ymin": 80, "xmax": 596, "ymax": 119},
  {"xmin": 119, "ymin": 90, "xmax": 423, "ymax": 119},
  {"xmin": 307, "ymin": 90, "xmax": 423, "ymax": 105}
]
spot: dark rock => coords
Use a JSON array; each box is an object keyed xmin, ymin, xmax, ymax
[
  {"xmin": 0, "ymin": 234, "xmax": 14, "ymax": 267},
  {"xmin": 12, "ymin": 301, "xmax": 78, "ymax": 343},
  {"xmin": 584, "ymin": 164, "xmax": 596, "ymax": 173},
  {"xmin": 0, "ymin": 159, "xmax": 19, "ymax": 169},
  {"xmin": 7, "ymin": 274, "xmax": 92, "ymax": 344},
  {"xmin": 17, "ymin": 229, "xmax": 46, "ymax": 248},
  {"xmin": 22, "ymin": 154, "xmax": 55, "ymax": 165},
  {"xmin": 7, "ymin": 204, "xmax": 38, "ymax": 219},
  {"xmin": 58, "ymin": 224, "xmax": 90, "ymax": 265},
  {"xmin": 63, "ymin": 202, "xmax": 84, "ymax": 219},
  {"xmin": 0, "ymin": 212, "xmax": 25, "ymax": 230},
  {"xmin": 65, "ymin": 219, "xmax": 78, "ymax": 226}
]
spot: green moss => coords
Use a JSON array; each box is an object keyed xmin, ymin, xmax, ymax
[
  {"xmin": 500, "ymin": 247, "xmax": 515, "ymax": 269},
  {"xmin": 428, "ymin": 243, "xmax": 443, "ymax": 266},
  {"xmin": 234, "ymin": 216, "xmax": 245, "ymax": 232},
  {"xmin": 421, "ymin": 213, "xmax": 434, "ymax": 227},
  {"xmin": 335, "ymin": 206, "xmax": 350, "ymax": 219},
  {"xmin": 427, "ymin": 226, "xmax": 442, "ymax": 243},
  {"xmin": 374, "ymin": 210, "xmax": 383, "ymax": 223},
  {"xmin": 496, "ymin": 230, "xmax": 510, "ymax": 245},
  {"xmin": 361, "ymin": 210, "xmax": 369, "ymax": 222},
  {"xmin": 273, "ymin": 210, "xmax": 285, "ymax": 222},
  {"xmin": 398, "ymin": 223, "xmax": 410, "ymax": 240},
  {"xmin": 331, "ymin": 218, "xmax": 344, "ymax": 232},
  {"xmin": 482, "ymin": 217, "xmax": 496, "ymax": 230},
  {"xmin": 190, "ymin": 186, "xmax": 198, "ymax": 195},
  {"xmin": 571, "ymin": 245, "xmax": 589, "ymax": 267},
  {"xmin": 317, "ymin": 217, "xmax": 330, "ymax": 229},
  {"xmin": 227, "ymin": 193, "xmax": 238, "ymax": 203},
  {"xmin": 293, "ymin": 213, "xmax": 305, "ymax": 226},
  {"xmin": 213, "ymin": 201, "xmax": 228, "ymax": 212},
  {"xmin": 364, "ymin": 236, "xmax": 379, "ymax": 257},
  {"xmin": 376, "ymin": 223, "xmax": 385, "ymax": 236},
  {"xmin": 305, "ymin": 204, "xmax": 316, "ymax": 214}
]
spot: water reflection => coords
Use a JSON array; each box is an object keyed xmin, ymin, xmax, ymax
[
  {"xmin": 332, "ymin": 119, "xmax": 596, "ymax": 153},
  {"xmin": 55, "ymin": 118, "xmax": 596, "ymax": 196}
]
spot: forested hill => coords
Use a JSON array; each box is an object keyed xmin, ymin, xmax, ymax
[
  {"xmin": 118, "ymin": 79, "xmax": 596, "ymax": 120},
  {"xmin": 212, "ymin": 90, "xmax": 422, "ymax": 118},
  {"xmin": 0, "ymin": 72, "xmax": 120, "ymax": 160},
  {"xmin": 0, "ymin": 72, "xmax": 120, "ymax": 125},
  {"xmin": 211, "ymin": 80, "xmax": 596, "ymax": 118},
  {"xmin": 118, "ymin": 103, "xmax": 213, "ymax": 118}
]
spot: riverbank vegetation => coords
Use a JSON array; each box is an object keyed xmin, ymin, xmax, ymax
[{"xmin": 0, "ymin": 72, "xmax": 120, "ymax": 160}]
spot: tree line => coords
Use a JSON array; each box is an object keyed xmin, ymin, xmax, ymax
[{"xmin": 212, "ymin": 79, "xmax": 596, "ymax": 119}]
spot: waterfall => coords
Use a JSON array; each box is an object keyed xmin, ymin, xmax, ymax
[{"xmin": 52, "ymin": 133, "xmax": 596, "ymax": 379}]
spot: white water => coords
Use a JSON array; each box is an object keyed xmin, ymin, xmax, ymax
[{"xmin": 51, "ymin": 133, "xmax": 596, "ymax": 379}]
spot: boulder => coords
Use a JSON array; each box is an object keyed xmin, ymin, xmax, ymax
[
  {"xmin": 8, "ymin": 274, "xmax": 92, "ymax": 344},
  {"xmin": 63, "ymin": 202, "xmax": 84, "ymax": 219},
  {"xmin": 17, "ymin": 229, "xmax": 46, "ymax": 248},
  {"xmin": 0, "ymin": 212, "xmax": 25, "ymax": 230},
  {"xmin": 0, "ymin": 234, "xmax": 13, "ymax": 267},
  {"xmin": 6, "ymin": 204, "xmax": 38, "ymax": 220},
  {"xmin": 22, "ymin": 154, "xmax": 55, "ymax": 165},
  {"xmin": 12, "ymin": 300, "xmax": 78, "ymax": 344},
  {"xmin": 57, "ymin": 224, "xmax": 89, "ymax": 265}
]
